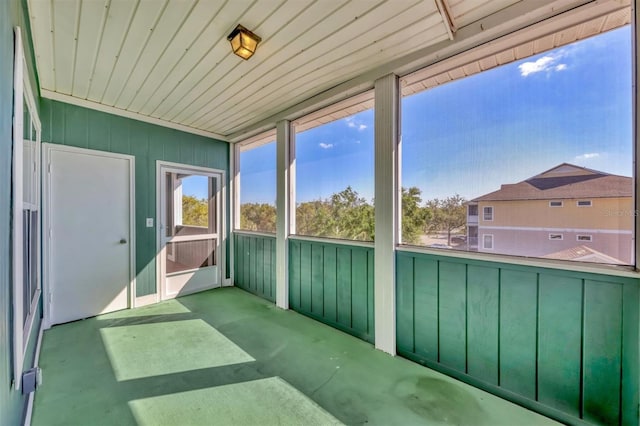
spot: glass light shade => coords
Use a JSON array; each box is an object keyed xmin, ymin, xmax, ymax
[{"xmin": 227, "ymin": 25, "xmax": 261, "ymax": 60}]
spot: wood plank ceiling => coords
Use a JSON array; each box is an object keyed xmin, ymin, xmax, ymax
[{"xmin": 27, "ymin": 0, "xmax": 524, "ymax": 140}]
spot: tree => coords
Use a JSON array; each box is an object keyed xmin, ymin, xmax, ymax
[
  {"xmin": 401, "ymin": 187, "xmax": 425, "ymax": 244},
  {"xmin": 240, "ymin": 203, "xmax": 276, "ymax": 232},
  {"xmin": 296, "ymin": 200, "xmax": 334, "ymax": 237},
  {"xmin": 295, "ymin": 186, "xmax": 374, "ymax": 241},
  {"xmin": 425, "ymin": 194, "xmax": 467, "ymax": 245},
  {"xmin": 182, "ymin": 195, "xmax": 208, "ymax": 227},
  {"xmin": 329, "ymin": 186, "xmax": 374, "ymax": 241}
]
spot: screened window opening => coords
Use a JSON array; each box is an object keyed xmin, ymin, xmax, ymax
[
  {"xmin": 399, "ymin": 25, "xmax": 633, "ymax": 266},
  {"xmin": 165, "ymin": 173, "xmax": 216, "ymax": 238},
  {"xmin": 237, "ymin": 132, "xmax": 276, "ymax": 233},
  {"xmin": 293, "ymin": 92, "xmax": 374, "ymax": 241}
]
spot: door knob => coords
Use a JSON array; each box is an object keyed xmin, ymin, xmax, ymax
[{"xmin": 119, "ymin": 238, "xmax": 127, "ymax": 244}]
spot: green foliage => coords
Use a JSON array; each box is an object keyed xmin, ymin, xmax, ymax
[
  {"xmin": 297, "ymin": 186, "xmax": 375, "ymax": 241},
  {"xmin": 401, "ymin": 187, "xmax": 425, "ymax": 244},
  {"xmin": 423, "ymin": 194, "xmax": 467, "ymax": 245},
  {"xmin": 182, "ymin": 195, "xmax": 208, "ymax": 227},
  {"xmin": 238, "ymin": 186, "xmax": 466, "ymax": 245},
  {"xmin": 240, "ymin": 203, "xmax": 277, "ymax": 232}
]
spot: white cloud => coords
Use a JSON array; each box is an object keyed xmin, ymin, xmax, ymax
[
  {"xmin": 344, "ymin": 116, "xmax": 367, "ymax": 131},
  {"xmin": 575, "ymin": 153, "xmax": 600, "ymax": 161},
  {"xmin": 518, "ymin": 54, "xmax": 567, "ymax": 77},
  {"xmin": 318, "ymin": 142, "xmax": 334, "ymax": 149}
]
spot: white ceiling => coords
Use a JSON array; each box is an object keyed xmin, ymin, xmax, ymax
[{"xmin": 26, "ymin": 0, "xmax": 628, "ymax": 141}]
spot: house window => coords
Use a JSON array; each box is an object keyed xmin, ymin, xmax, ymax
[
  {"xmin": 577, "ymin": 235, "xmax": 593, "ymax": 242},
  {"xmin": 549, "ymin": 234, "xmax": 563, "ymax": 240},
  {"xmin": 398, "ymin": 25, "xmax": 632, "ymax": 265},
  {"xmin": 483, "ymin": 234, "xmax": 494, "ymax": 250},
  {"xmin": 293, "ymin": 92, "xmax": 374, "ymax": 241},
  {"xmin": 12, "ymin": 27, "xmax": 41, "ymax": 389},
  {"xmin": 236, "ymin": 131, "xmax": 276, "ymax": 233},
  {"xmin": 468, "ymin": 204, "xmax": 478, "ymax": 216},
  {"xmin": 483, "ymin": 207, "xmax": 494, "ymax": 221}
]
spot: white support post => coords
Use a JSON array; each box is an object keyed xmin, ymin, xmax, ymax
[
  {"xmin": 374, "ymin": 73, "xmax": 400, "ymax": 355},
  {"xmin": 229, "ymin": 143, "xmax": 240, "ymax": 286},
  {"xmin": 276, "ymin": 120, "xmax": 293, "ymax": 309}
]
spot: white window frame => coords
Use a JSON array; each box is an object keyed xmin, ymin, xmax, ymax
[
  {"xmin": 482, "ymin": 234, "xmax": 494, "ymax": 250},
  {"xmin": 577, "ymin": 234, "xmax": 593, "ymax": 242},
  {"xmin": 12, "ymin": 27, "xmax": 42, "ymax": 390},
  {"xmin": 291, "ymin": 91, "xmax": 375, "ymax": 242},
  {"xmin": 577, "ymin": 200, "xmax": 593, "ymax": 207},
  {"xmin": 549, "ymin": 233, "xmax": 563, "ymax": 240},
  {"xmin": 234, "ymin": 129, "xmax": 277, "ymax": 234},
  {"xmin": 483, "ymin": 206, "xmax": 494, "ymax": 221},
  {"xmin": 549, "ymin": 201, "xmax": 563, "ymax": 207}
]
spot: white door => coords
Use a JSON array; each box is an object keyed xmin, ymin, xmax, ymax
[
  {"xmin": 158, "ymin": 163, "xmax": 222, "ymax": 300},
  {"xmin": 46, "ymin": 145, "xmax": 133, "ymax": 325}
]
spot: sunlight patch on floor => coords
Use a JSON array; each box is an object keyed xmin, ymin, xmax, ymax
[
  {"xmin": 128, "ymin": 377, "xmax": 342, "ymax": 426},
  {"xmin": 100, "ymin": 319, "xmax": 255, "ymax": 381}
]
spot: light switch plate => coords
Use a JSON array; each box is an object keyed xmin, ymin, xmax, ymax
[{"xmin": 146, "ymin": 218, "xmax": 153, "ymax": 227}]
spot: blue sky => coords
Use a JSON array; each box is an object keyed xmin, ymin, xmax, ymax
[{"xmin": 240, "ymin": 26, "xmax": 631, "ymax": 204}]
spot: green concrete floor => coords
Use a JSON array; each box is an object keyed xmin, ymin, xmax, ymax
[{"xmin": 32, "ymin": 287, "xmax": 559, "ymax": 425}]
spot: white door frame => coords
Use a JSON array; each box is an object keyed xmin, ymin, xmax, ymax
[
  {"xmin": 42, "ymin": 143, "xmax": 136, "ymax": 329},
  {"xmin": 156, "ymin": 160, "xmax": 227, "ymax": 299}
]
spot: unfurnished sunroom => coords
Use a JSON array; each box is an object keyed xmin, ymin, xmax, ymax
[{"xmin": 0, "ymin": 0, "xmax": 638, "ymax": 425}]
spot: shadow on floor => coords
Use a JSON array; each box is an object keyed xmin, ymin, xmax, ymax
[{"xmin": 32, "ymin": 287, "xmax": 557, "ymax": 425}]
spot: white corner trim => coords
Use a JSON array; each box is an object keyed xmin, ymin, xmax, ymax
[{"xmin": 40, "ymin": 90, "xmax": 230, "ymax": 142}]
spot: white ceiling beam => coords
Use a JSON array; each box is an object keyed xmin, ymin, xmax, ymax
[{"xmin": 434, "ymin": 0, "xmax": 456, "ymax": 40}]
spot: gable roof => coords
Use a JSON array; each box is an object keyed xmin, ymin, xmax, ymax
[
  {"xmin": 472, "ymin": 163, "xmax": 632, "ymax": 202},
  {"xmin": 542, "ymin": 245, "xmax": 626, "ymax": 265}
]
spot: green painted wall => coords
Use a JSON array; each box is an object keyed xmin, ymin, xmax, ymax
[
  {"xmin": 234, "ymin": 233, "xmax": 276, "ymax": 302},
  {"xmin": 396, "ymin": 250, "xmax": 639, "ymax": 425},
  {"xmin": 1, "ymin": 0, "xmax": 42, "ymax": 424},
  {"xmin": 40, "ymin": 100, "xmax": 231, "ymax": 297},
  {"xmin": 289, "ymin": 239, "xmax": 375, "ymax": 344}
]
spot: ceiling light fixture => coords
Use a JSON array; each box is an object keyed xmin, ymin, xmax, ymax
[{"xmin": 227, "ymin": 24, "xmax": 261, "ymax": 60}]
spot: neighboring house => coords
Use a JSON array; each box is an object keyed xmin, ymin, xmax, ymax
[{"xmin": 467, "ymin": 163, "xmax": 633, "ymax": 264}]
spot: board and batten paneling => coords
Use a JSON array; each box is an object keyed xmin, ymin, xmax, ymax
[
  {"xmin": 234, "ymin": 233, "xmax": 276, "ymax": 303},
  {"xmin": 289, "ymin": 239, "xmax": 374, "ymax": 344},
  {"xmin": 396, "ymin": 250, "xmax": 639, "ymax": 426},
  {"xmin": 40, "ymin": 99, "xmax": 230, "ymax": 297}
]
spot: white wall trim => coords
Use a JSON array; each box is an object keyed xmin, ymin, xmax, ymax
[
  {"xmin": 289, "ymin": 235, "xmax": 374, "ymax": 249},
  {"xmin": 41, "ymin": 90, "xmax": 229, "ymax": 142},
  {"xmin": 42, "ymin": 144, "xmax": 136, "ymax": 327},
  {"xmin": 234, "ymin": 230, "xmax": 277, "ymax": 239},
  {"xmin": 396, "ymin": 245, "xmax": 640, "ymax": 278},
  {"xmin": 373, "ymin": 73, "xmax": 400, "ymax": 356}
]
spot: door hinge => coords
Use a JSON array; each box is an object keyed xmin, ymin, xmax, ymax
[
  {"xmin": 48, "ymin": 292, "xmax": 52, "ymax": 305},
  {"xmin": 47, "ymin": 162, "xmax": 51, "ymax": 173}
]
